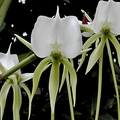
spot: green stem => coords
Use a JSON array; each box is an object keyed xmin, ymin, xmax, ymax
[
  {"xmin": 106, "ymin": 39, "xmax": 120, "ymax": 120},
  {"xmin": 0, "ymin": 54, "xmax": 37, "ymax": 80},
  {"xmin": 95, "ymin": 53, "xmax": 103, "ymax": 120},
  {"xmin": 0, "ymin": 0, "xmax": 12, "ymax": 27},
  {"xmin": 51, "ymin": 113, "xmax": 55, "ymax": 120},
  {"xmin": 66, "ymin": 71, "xmax": 75, "ymax": 120}
]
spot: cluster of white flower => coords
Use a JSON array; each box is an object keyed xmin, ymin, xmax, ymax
[{"xmin": 0, "ymin": 0, "xmax": 120, "ymax": 120}]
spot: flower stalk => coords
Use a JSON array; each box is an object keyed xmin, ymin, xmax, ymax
[
  {"xmin": 66, "ymin": 71, "xmax": 75, "ymax": 120},
  {"xmin": 106, "ymin": 39, "xmax": 120, "ymax": 120},
  {"xmin": 95, "ymin": 53, "xmax": 103, "ymax": 120}
]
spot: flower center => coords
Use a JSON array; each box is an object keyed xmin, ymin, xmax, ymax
[
  {"xmin": 101, "ymin": 26, "xmax": 110, "ymax": 35},
  {"xmin": 51, "ymin": 50, "xmax": 61, "ymax": 60},
  {"xmin": 51, "ymin": 43, "xmax": 62, "ymax": 50}
]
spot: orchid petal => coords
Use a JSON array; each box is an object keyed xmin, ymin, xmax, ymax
[
  {"xmin": 59, "ymin": 65, "xmax": 67, "ymax": 92},
  {"xmin": 29, "ymin": 58, "xmax": 52, "ymax": 119},
  {"xmin": 31, "ymin": 16, "xmax": 57, "ymax": 58},
  {"xmin": 0, "ymin": 63, "xmax": 7, "ymax": 74},
  {"xmin": 60, "ymin": 58, "xmax": 77, "ymax": 106},
  {"xmin": 108, "ymin": 34, "xmax": 120, "ymax": 67},
  {"xmin": 18, "ymin": 73, "xmax": 33, "ymax": 83},
  {"xmin": 0, "ymin": 44, "xmax": 21, "ymax": 73},
  {"xmin": 92, "ymin": 0, "xmax": 110, "ymax": 33},
  {"xmin": 0, "ymin": 80, "xmax": 12, "ymax": 120},
  {"xmin": 49, "ymin": 61, "xmax": 59, "ymax": 113},
  {"xmin": 108, "ymin": 0, "xmax": 120, "ymax": 34},
  {"xmin": 77, "ymin": 33, "xmax": 102, "ymax": 71},
  {"xmin": 86, "ymin": 36, "xmax": 106, "ymax": 74},
  {"xmin": 57, "ymin": 16, "xmax": 82, "ymax": 58},
  {"xmin": 12, "ymin": 84, "xmax": 22, "ymax": 120},
  {"xmin": 82, "ymin": 32, "xmax": 93, "ymax": 37},
  {"xmin": 20, "ymin": 83, "xmax": 31, "ymax": 119}
]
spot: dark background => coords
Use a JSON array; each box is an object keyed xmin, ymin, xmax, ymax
[{"xmin": 0, "ymin": 0, "xmax": 120, "ymax": 120}]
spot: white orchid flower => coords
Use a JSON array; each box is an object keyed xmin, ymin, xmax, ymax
[
  {"xmin": 92, "ymin": 0, "xmax": 120, "ymax": 34},
  {"xmin": 78, "ymin": 1, "xmax": 120, "ymax": 120},
  {"xmin": 27, "ymin": 6, "xmax": 83, "ymax": 120},
  {"xmin": 0, "ymin": 44, "xmax": 33, "ymax": 120},
  {"xmin": 31, "ymin": 6, "xmax": 82, "ymax": 58}
]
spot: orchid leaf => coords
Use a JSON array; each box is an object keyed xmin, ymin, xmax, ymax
[
  {"xmin": 60, "ymin": 58, "xmax": 77, "ymax": 106},
  {"xmin": 29, "ymin": 57, "xmax": 52, "ymax": 119},
  {"xmin": 108, "ymin": 34, "xmax": 120, "ymax": 67},
  {"xmin": 86, "ymin": 36, "xmax": 106, "ymax": 74},
  {"xmin": 0, "ymin": 80, "xmax": 11, "ymax": 120},
  {"xmin": 77, "ymin": 33, "xmax": 102, "ymax": 71},
  {"xmin": 14, "ymin": 34, "xmax": 32, "ymax": 51},
  {"xmin": 49, "ymin": 61, "xmax": 59, "ymax": 113},
  {"xmin": 12, "ymin": 84, "xmax": 22, "ymax": 120},
  {"xmin": 0, "ymin": 0, "xmax": 12, "ymax": 27}
]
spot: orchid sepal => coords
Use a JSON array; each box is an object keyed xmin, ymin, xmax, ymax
[
  {"xmin": 59, "ymin": 58, "xmax": 77, "ymax": 106},
  {"xmin": 0, "ymin": 80, "xmax": 12, "ymax": 120},
  {"xmin": 80, "ymin": 24, "xmax": 94, "ymax": 34},
  {"xmin": 77, "ymin": 33, "xmax": 102, "ymax": 71},
  {"xmin": 29, "ymin": 57, "xmax": 52, "ymax": 119},
  {"xmin": 12, "ymin": 81, "xmax": 22, "ymax": 120},
  {"xmin": 108, "ymin": 34, "xmax": 120, "ymax": 67},
  {"xmin": 14, "ymin": 34, "xmax": 32, "ymax": 51},
  {"xmin": 49, "ymin": 61, "xmax": 60, "ymax": 113},
  {"xmin": 86, "ymin": 36, "xmax": 106, "ymax": 74}
]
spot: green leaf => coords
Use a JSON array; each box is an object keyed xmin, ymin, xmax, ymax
[
  {"xmin": 12, "ymin": 84, "xmax": 22, "ymax": 120},
  {"xmin": 49, "ymin": 61, "xmax": 60, "ymax": 113},
  {"xmin": 86, "ymin": 36, "xmax": 106, "ymax": 74},
  {"xmin": 0, "ymin": 80, "xmax": 11, "ymax": 120},
  {"xmin": 0, "ymin": 0, "xmax": 12, "ymax": 27},
  {"xmin": 77, "ymin": 33, "xmax": 102, "ymax": 71},
  {"xmin": 0, "ymin": 0, "xmax": 4, "ymax": 7},
  {"xmin": 60, "ymin": 58, "xmax": 77, "ymax": 106},
  {"xmin": 108, "ymin": 34, "xmax": 120, "ymax": 67},
  {"xmin": 29, "ymin": 57, "xmax": 52, "ymax": 119},
  {"xmin": 14, "ymin": 34, "xmax": 32, "ymax": 51}
]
